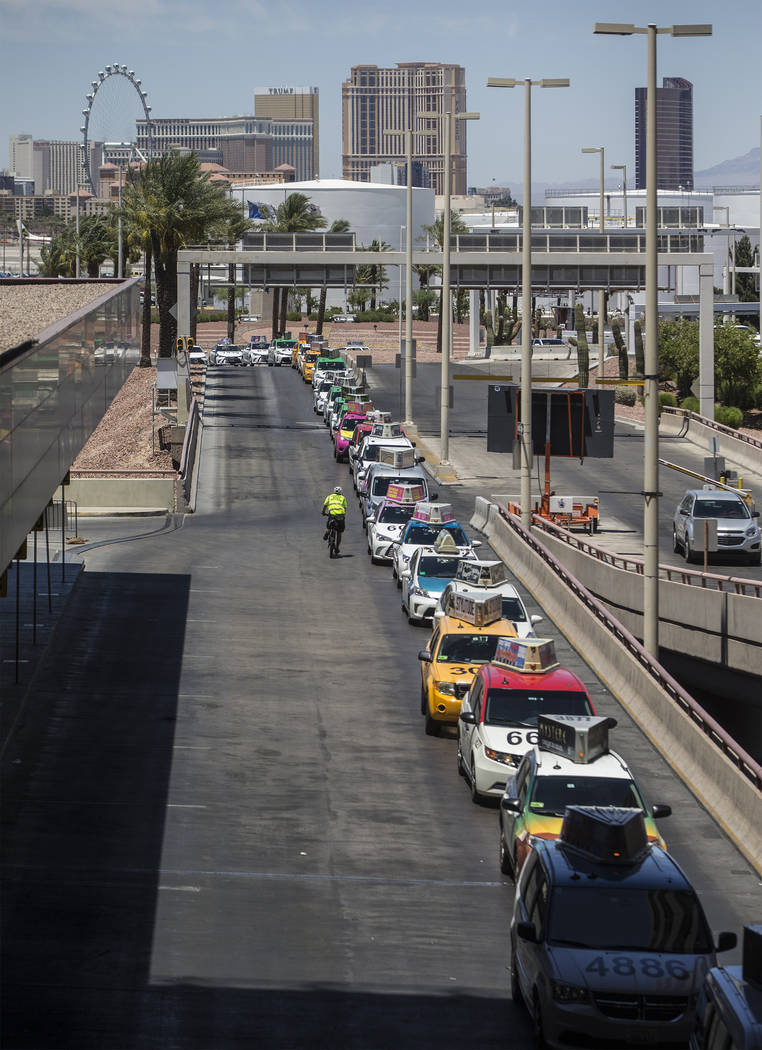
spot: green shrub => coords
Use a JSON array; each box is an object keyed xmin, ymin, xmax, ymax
[
  {"xmin": 658, "ymin": 393, "xmax": 677, "ymax": 409},
  {"xmin": 615, "ymin": 386, "xmax": 636, "ymax": 406},
  {"xmin": 680, "ymin": 396, "xmax": 700, "ymax": 413},
  {"xmin": 286, "ymin": 311, "xmax": 302, "ymax": 321},
  {"xmin": 753, "ymin": 386, "xmax": 762, "ymax": 410},
  {"xmin": 354, "ymin": 309, "xmax": 396, "ymax": 323},
  {"xmin": 715, "ymin": 405, "xmax": 743, "ymax": 429}
]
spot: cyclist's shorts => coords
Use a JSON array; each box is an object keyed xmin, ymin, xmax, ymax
[{"xmin": 328, "ymin": 514, "xmax": 346, "ymax": 533}]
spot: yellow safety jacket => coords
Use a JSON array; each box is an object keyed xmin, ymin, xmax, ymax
[{"xmin": 324, "ymin": 493, "xmax": 348, "ymax": 516}]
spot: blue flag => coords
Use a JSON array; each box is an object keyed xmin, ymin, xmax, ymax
[{"xmin": 248, "ymin": 201, "xmax": 262, "ymax": 219}]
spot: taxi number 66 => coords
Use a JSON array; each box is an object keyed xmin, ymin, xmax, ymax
[
  {"xmin": 585, "ymin": 957, "xmax": 690, "ymax": 980},
  {"xmin": 506, "ymin": 731, "xmax": 539, "ymax": 746}
]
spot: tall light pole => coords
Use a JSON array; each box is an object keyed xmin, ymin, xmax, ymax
[
  {"xmin": 594, "ymin": 21, "xmax": 712, "ymax": 656},
  {"xmin": 383, "ymin": 126, "xmax": 415, "ymax": 425},
  {"xmin": 611, "ymin": 163, "xmax": 628, "ymax": 227},
  {"xmin": 418, "ymin": 109, "xmax": 480, "ymax": 465},
  {"xmin": 582, "ymin": 146, "xmax": 606, "ymax": 378},
  {"xmin": 117, "ymin": 162, "xmax": 124, "ymax": 279},
  {"xmin": 487, "ymin": 77, "xmax": 570, "ymax": 528},
  {"xmin": 75, "ymin": 187, "xmax": 81, "ymax": 278}
]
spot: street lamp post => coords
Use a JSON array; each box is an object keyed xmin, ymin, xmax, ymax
[
  {"xmin": 117, "ymin": 162, "xmax": 124, "ymax": 279},
  {"xmin": 487, "ymin": 77, "xmax": 570, "ymax": 529},
  {"xmin": 582, "ymin": 146, "xmax": 606, "ymax": 378},
  {"xmin": 594, "ymin": 20, "xmax": 712, "ymax": 656},
  {"xmin": 75, "ymin": 186, "xmax": 81, "ymax": 278},
  {"xmin": 611, "ymin": 163, "xmax": 628, "ymax": 228},
  {"xmin": 383, "ymin": 127, "xmax": 415, "ymax": 426},
  {"xmin": 418, "ymin": 109, "xmax": 480, "ymax": 465}
]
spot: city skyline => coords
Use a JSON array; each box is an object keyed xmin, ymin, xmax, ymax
[{"xmin": 0, "ymin": 0, "xmax": 759, "ymax": 196}]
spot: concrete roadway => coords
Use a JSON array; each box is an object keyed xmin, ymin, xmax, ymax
[{"xmin": 0, "ymin": 362, "xmax": 759, "ymax": 1049}]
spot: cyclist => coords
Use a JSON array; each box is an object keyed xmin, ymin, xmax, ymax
[{"xmin": 322, "ymin": 486, "xmax": 348, "ymax": 553}]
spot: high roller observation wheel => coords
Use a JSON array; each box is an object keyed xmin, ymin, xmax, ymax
[{"xmin": 79, "ymin": 65, "xmax": 152, "ymax": 191}]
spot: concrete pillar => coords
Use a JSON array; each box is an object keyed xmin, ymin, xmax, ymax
[
  {"xmin": 177, "ymin": 259, "xmax": 191, "ymax": 425},
  {"xmin": 698, "ymin": 262, "xmax": 714, "ymax": 419},
  {"xmin": 469, "ymin": 289, "xmax": 480, "ymax": 355}
]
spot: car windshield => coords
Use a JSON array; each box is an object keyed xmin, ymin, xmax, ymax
[
  {"xmin": 437, "ymin": 634, "xmax": 501, "ymax": 663},
  {"xmin": 404, "ymin": 524, "xmax": 468, "ymax": 546},
  {"xmin": 318, "ymin": 382, "xmax": 332, "ymax": 392},
  {"xmin": 529, "ymin": 775, "xmax": 644, "ymax": 817},
  {"xmin": 548, "ymin": 887, "xmax": 713, "ymax": 954},
  {"xmin": 483, "ymin": 689, "xmax": 593, "ymax": 727},
  {"xmin": 501, "ymin": 596, "xmax": 528, "ymax": 621},
  {"xmin": 418, "ymin": 557, "xmax": 461, "ymax": 578},
  {"xmin": 379, "ymin": 505, "xmax": 414, "ymax": 524},
  {"xmin": 693, "ymin": 499, "xmax": 749, "ymax": 519}
]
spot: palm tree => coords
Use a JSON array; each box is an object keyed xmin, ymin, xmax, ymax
[
  {"xmin": 39, "ymin": 225, "xmax": 78, "ymax": 277},
  {"xmin": 121, "ymin": 170, "xmax": 159, "ymax": 366},
  {"xmin": 316, "ymin": 218, "xmax": 350, "ymax": 335},
  {"xmin": 258, "ymin": 193, "xmax": 327, "ymax": 337},
  {"xmin": 214, "ymin": 209, "xmax": 252, "ymax": 342},
  {"xmin": 365, "ymin": 239, "xmax": 390, "ymax": 310},
  {"xmin": 121, "ymin": 153, "xmax": 233, "ymax": 357},
  {"xmin": 421, "ymin": 211, "xmax": 468, "ymax": 352}
]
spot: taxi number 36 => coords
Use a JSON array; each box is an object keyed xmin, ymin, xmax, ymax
[
  {"xmin": 450, "ymin": 666, "xmax": 479, "ymax": 676},
  {"xmin": 585, "ymin": 957, "xmax": 690, "ymax": 980}
]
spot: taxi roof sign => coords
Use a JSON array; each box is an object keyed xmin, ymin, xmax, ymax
[
  {"xmin": 370, "ymin": 410, "xmax": 393, "ymax": 423},
  {"xmin": 493, "ymin": 637, "xmax": 559, "ymax": 674},
  {"xmin": 538, "ymin": 713, "xmax": 610, "ymax": 764},
  {"xmin": 434, "ymin": 530, "xmax": 460, "ymax": 554},
  {"xmin": 455, "ymin": 559, "xmax": 508, "ymax": 588},
  {"xmin": 412, "ymin": 502, "xmax": 455, "ymax": 525},
  {"xmin": 445, "ymin": 591, "xmax": 502, "ymax": 626},
  {"xmin": 560, "ymin": 807, "xmax": 648, "ymax": 864},
  {"xmin": 372, "ymin": 422, "xmax": 403, "ymax": 438},
  {"xmin": 378, "ymin": 447, "xmax": 416, "ymax": 469},
  {"xmin": 387, "ymin": 482, "xmax": 425, "ymax": 505},
  {"xmin": 343, "ymin": 402, "xmax": 366, "ymax": 415}
]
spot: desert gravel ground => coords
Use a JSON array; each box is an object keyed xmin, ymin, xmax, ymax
[{"xmin": 0, "ymin": 284, "xmax": 113, "ymax": 352}]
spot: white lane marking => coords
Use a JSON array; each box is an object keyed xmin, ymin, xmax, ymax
[
  {"xmin": 173, "ymin": 745, "xmax": 212, "ymax": 750},
  {"xmin": 167, "ymin": 804, "xmax": 208, "ymax": 809},
  {"xmin": 159, "ymin": 885, "xmax": 202, "ymax": 893},
  {"xmin": 186, "ymin": 619, "xmax": 216, "ymax": 623}
]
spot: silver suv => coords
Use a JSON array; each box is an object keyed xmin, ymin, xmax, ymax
[{"xmin": 673, "ymin": 489, "xmax": 761, "ymax": 566}]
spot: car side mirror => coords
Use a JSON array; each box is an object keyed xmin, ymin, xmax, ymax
[
  {"xmin": 501, "ymin": 796, "xmax": 521, "ymax": 813},
  {"xmin": 366, "ymin": 516, "xmax": 375, "ymax": 525},
  {"xmin": 417, "ymin": 650, "xmax": 433, "ymax": 663},
  {"xmin": 530, "ymin": 614, "xmax": 543, "ymax": 625},
  {"xmin": 605, "ymin": 717, "xmax": 618, "ymax": 729},
  {"xmin": 472, "ymin": 540, "xmax": 482, "ymax": 548},
  {"xmin": 459, "ymin": 711, "xmax": 476, "ymax": 724},
  {"xmin": 416, "ymin": 456, "xmax": 426, "ymax": 464},
  {"xmin": 715, "ymin": 931, "xmax": 737, "ymax": 953},
  {"xmin": 753, "ymin": 510, "xmax": 760, "ymax": 519},
  {"xmin": 651, "ymin": 804, "xmax": 672, "ymax": 819},
  {"xmin": 516, "ymin": 921, "xmax": 537, "ymax": 943}
]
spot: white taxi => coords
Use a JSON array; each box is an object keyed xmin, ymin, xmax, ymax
[
  {"xmin": 391, "ymin": 502, "xmax": 479, "ymax": 588},
  {"xmin": 435, "ymin": 560, "xmax": 543, "ymax": 639},
  {"xmin": 367, "ymin": 482, "xmax": 426, "ymax": 564}
]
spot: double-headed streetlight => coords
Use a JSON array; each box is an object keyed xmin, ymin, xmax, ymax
[
  {"xmin": 611, "ymin": 163, "xmax": 628, "ymax": 228},
  {"xmin": 487, "ymin": 77, "xmax": 570, "ymax": 528},
  {"xmin": 582, "ymin": 145, "xmax": 606, "ymax": 377},
  {"xmin": 594, "ymin": 21, "xmax": 712, "ymax": 656},
  {"xmin": 417, "ymin": 108, "xmax": 480, "ymax": 465}
]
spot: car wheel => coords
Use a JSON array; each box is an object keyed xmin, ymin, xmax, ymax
[
  {"xmin": 456, "ymin": 740, "xmax": 465, "ymax": 777},
  {"xmin": 392, "ymin": 564, "xmax": 398, "ymax": 580},
  {"xmin": 424, "ymin": 713, "xmax": 440, "ymax": 737},
  {"xmin": 420, "ymin": 686, "xmax": 427, "ymax": 716},
  {"xmin": 407, "ymin": 611, "xmax": 420, "ymax": 626},
  {"xmin": 748, "ymin": 551, "xmax": 762, "ymax": 566},
  {"xmin": 510, "ymin": 949, "xmax": 521, "ymax": 1004},
  {"xmin": 470, "ymin": 756, "xmax": 482, "ymax": 804},
  {"xmin": 672, "ymin": 527, "xmax": 681, "ymax": 554},
  {"xmin": 396, "ymin": 576, "xmax": 402, "ymax": 590},
  {"xmin": 532, "ymin": 990, "xmax": 547, "ymax": 1048},
  {"xmin": 499, "ymin": 828, "xmax": 514, "ymax": 878},
  {"xmin": 684, "ymin": 537, "xmax": 697, "ymax": 565}
]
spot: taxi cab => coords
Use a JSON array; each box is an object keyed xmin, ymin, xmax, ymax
[
  {"xmin": 417, "ymin": 591, "xmax": 518, "ymax": 736},
  {"xmin": 367, "ymin": 482, "xmax": 426, "ymax": 564},
  {"xmin": 435, "ymin": 559, "xmax": 543, "ymax": 639},
  {"xmin": 301, "ymin": 349, "xmax": 321, "ymax": 381},
  {"xmin": 457, "ymin": 638, "xmax": 596, "ymax": 803},
  {"xmin": 401, "ymin": 544, "xmax": 474, "ymax": 623},
  {"xmin": 391, "ymin": 502, "xmax": 478, "ymax": 587},
  {"xmin": 498, "ymin": 714, "xmax": 672, "ymax": 879},
  {"xmin": 510, "ymin": 806, "xmax": 736, "ymax": 1050},
  {"xmin": 335, "ymin": 407, "xmax": 372, "ymax": 462},
  {"xmin": 691, "ymin": 925, "xmax": 762, "ymax": 1050}
]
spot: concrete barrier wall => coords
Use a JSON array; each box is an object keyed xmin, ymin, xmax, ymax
[
  {"xmin": 660, "ymin": 411, "xmax": 762, "ymax": 481},
  {"xmin": 67, "ymin": 477, "xmax": 175, "ymax": 514},
  {"xmin": 477, "ymin": 501, "xmax": 762, "ymax": 872}
]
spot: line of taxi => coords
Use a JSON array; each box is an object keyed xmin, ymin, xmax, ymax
[{"xmin": 304, "ymin": 353, "xmax": 748, "ymax": 1050}]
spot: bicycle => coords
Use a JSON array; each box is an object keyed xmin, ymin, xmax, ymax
[{"xmin": 326, "ymin": 515, "xmax": 344, "ymax": 558}]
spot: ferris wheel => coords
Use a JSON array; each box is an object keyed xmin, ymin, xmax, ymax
[{"xmin": 79, "ymin": 65, "xmax": 153, "ymax": 191}]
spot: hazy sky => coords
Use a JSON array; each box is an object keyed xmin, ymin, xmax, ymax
[{"xmin": 1, "ymin": 0, "xmax": 759, "ymax": 193}]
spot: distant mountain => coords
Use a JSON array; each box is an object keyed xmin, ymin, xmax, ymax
[{"xmin": 694, "ymin": 148, "xmax": 760, "ymax": 188}]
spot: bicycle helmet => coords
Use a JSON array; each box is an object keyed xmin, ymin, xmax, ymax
[{"xmin": 334, "ymin": 486, "xmax": 343, "ymax": 494}]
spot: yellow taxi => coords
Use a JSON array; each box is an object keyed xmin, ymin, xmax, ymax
[
  {"xmin": 302, "ymin": 350, "xmax": 322, "ymax": 382},
  {"xmin": 418, "ymin": 592, "xmax": 518, "ymax": 736}
]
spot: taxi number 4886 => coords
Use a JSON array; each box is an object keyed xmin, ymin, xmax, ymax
[{"xmin": 585, "ymin": 957, "xmax": 690, "ymax": 980}]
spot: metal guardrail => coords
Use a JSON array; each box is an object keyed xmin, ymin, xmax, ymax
[
  {"xmin": 520, "ymin": 511, "xmax": 762, "ymax": 598},
  {"xmin": 662, "ymin": 405, "xmax": 762, "ymax": 452},
  {"xmin": 450, "ymin": 230, "xmax": 704, "ymax": 254},
  {"xmin": 496, "ymin": 504, "xmax": 762, "ymax": 791}
]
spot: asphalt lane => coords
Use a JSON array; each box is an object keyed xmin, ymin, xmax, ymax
[{"xmin": 1, "ymin": 362, "xmax": 758, "ymax": 1050}]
